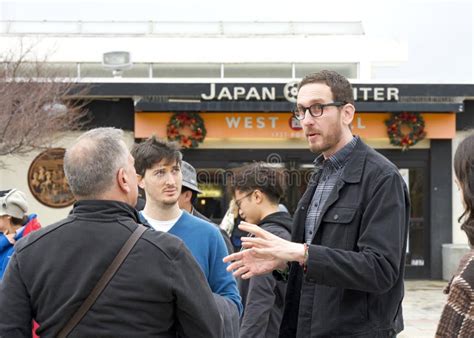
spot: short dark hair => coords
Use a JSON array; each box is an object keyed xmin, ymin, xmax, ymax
[
  {"xmin": 229, "ymin": 162, "xmax": 286, "ymax": 204},
  {"xmin": 454, "ymin": 132, "xmax": 474, "ymax": 246},
  {"xmin": 298, "ymin": 70, "xmax": 354, "ymax": 104},
  {"xmin": 181, "ymin": 186, "xmax": 198, "ymax": 205},
  {"xmin": 131, "ymin": 136, "xmax": 183, "ymax": 176},
  {"xmin": 11, "ymin": 216, "xmax": 27, "ymax": 226}
]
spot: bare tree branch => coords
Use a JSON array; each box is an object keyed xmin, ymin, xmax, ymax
[{"xmin": 0, "ymin": 43, "xmax": 90, "ymax": 168}]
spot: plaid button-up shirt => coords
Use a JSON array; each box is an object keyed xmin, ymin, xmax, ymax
[{"xmin": 304, "ymin": 136, "xmax": 359, "ymax": 244}]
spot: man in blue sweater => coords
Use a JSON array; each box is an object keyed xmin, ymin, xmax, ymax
[{"xmin": 132, "ymin": 136, "xmax": 242, "ymax": 337}]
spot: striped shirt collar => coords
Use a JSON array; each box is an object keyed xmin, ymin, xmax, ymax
[{"xmin": 314, "ymin": 136, "xmax": 359, "ymax": 170}]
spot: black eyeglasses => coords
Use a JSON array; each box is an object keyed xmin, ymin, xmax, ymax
[
  {"xmin": 235, "ymin": 190, "xmax": 255, "ymax": 209},
  {"xmin": 293, "ymin": 101, "xmax": 346, "ymax": 120}
]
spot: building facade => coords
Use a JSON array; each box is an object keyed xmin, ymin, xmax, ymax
[{"xmin": 0, "ymin": 20, "xmax": 472, "ymax": 279}]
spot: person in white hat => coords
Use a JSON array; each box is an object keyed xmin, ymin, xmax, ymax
[{"xmin": 0, "ymin": 189, "xmax": 41, "ymax": 279}]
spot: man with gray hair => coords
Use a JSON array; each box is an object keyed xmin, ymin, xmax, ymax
[{"xmin": 0, "ymin": 127, "xmax": 222, "ymax": 337}]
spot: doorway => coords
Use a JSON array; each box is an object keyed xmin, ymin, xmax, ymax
[
  {"xmin": 379, "ymin": 149, "xmax": 430, "ymax": 279},
  {"xmin": 185, "ymin": 148, "xmax": 432, "ymax": 278}
]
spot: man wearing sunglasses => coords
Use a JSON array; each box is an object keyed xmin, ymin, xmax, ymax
[{"xmin": 225, "ymin": 70, "xmax": 410, "ymax": 337}]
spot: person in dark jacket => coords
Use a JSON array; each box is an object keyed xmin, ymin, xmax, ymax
[
  {"xmin": 0, "ymin": 127, "xmax": 222, "ymax": 337},
  {"xmin": 230, "ymin": 162, "xmax": 292, "ymax": 338},
  {"xmin": 178, "ymin": 160, "xmax": 234, "ymax": 254},
  {"xmin": 225, "ymin": 70, "xmax": 410, "ymax": 338}
]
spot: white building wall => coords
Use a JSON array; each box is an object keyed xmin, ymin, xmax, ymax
[
  {"xmin": 0, "ymin": 16, "xmax": 466, "ymax": 267},
  {"xmin": 0, "ymin": 35, "xmax": 406, "ymax": 67}
]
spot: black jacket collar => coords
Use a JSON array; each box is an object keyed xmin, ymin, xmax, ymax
[
  {"xmin": 258, "ymin": 211, "xmax": 293, "ymax": 233},
  {"xmin": 339, "ymin": 137, "xmax": 369, "ymax": 184},
  {"xmin": 70, "ymin": 200, "xmax": 141, "ymax": 223}
]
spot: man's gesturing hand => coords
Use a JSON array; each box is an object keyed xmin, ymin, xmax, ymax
[{"xmin": 223, "ymin": 222, "xmax": 306, "ymax": 279}]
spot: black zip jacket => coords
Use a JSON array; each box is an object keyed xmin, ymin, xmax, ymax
[
  {"xmin": 0, "ymin": 200, "xmax": 222, "ymax": 338},
  {"xmin": 239, "ymin": 211, "xmax": 292, "ymax": 338},
  {"xmin": 280, "ymin": 139, "xmax": 410, "ymax": 338}
]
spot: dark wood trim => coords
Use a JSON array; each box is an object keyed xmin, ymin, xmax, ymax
[
  {"xmin": 135, "ymin": 101, "xmax": 462, "ymax": 112},
  {"xmin": 87, "ymin": 82, "xmax": 474, "ymax": 97},
  {"xmin": 458, "ymin": 100, "xmax": 474, "ymax": 130},
  {"xmin": 429, "ymin": 140, "xmax": 453, "ymax": 279},
  {"xmin": 181, "ymin": 148, "xmax": 316, "ymax": 168}
]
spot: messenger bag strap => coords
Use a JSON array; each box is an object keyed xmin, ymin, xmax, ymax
[{"xmin": 57, "ymin": 224, "xmax": 147, "ymax": 338}]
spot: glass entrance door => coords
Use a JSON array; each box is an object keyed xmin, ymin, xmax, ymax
[
  {"xmin": 380, "ymin": 150, "xmax": 430, "ymax": 279},
  {"xmin": 400, "ymin": 167, "xmax": 430, "ymax": 278}
]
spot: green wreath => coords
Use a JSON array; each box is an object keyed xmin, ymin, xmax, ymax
[
  {"xmin": 385, "ymin": 112, "xmax": 426, "ymax": 150},
  {"xmin": 166, "ymin": 112, "xmax": 207, "ymax": 149}
]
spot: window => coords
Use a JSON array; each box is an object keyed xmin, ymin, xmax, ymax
[
  {"xmin": 224, "ymin": 63, "xmax": 291, "ymax": 78},
  {"xmin": 153, "ymin": 63, "xmax": 221, "ymax": 78},
  {"xmin": 122, "ymin": 63, "xmax": 150, "ymax": 78},
  {"xmin": 295, "ymin": 63, "xmax": 357, "ymax": 78},
  {"xmin": 8, "ymin": 62, "xmax": 77, "ymax": 78},
  {"xmin": 80, "ymin": 63, "xmax": 114, "ymax": 77}
]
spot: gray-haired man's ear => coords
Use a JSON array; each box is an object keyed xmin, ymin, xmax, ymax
[{"xmin": 117, "ymin": 167, "xmax": 132, "ymax": 194}]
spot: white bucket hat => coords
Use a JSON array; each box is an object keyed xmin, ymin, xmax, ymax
[{"xmin": 0, "ymin": 189, "xmax": 28, "ymax": 219}]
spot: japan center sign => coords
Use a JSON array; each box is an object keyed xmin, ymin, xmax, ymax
[{"xmin": 201, "ymin": 82, "xmax": 399, "ymax": 103}]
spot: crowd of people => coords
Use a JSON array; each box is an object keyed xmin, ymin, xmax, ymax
[{"xmin": 0, "ymin": 70, "xmax": 472, "ymax": 337}]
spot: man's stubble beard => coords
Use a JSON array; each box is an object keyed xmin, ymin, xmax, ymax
[{"xmin": 308, "ymin": 125, "xmax": 343, "ymax": 154}]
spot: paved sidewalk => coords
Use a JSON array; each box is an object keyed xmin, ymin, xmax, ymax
[{"xmin": 399, "ymin": 280, "xmax": 447, "ymax": 337}]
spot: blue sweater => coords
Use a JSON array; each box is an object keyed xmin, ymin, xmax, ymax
[
  {"xmin": 143, "ymin": 211, "xmax": 242, "ymax": 315},
  {"xmin": 0, "ymin": 215, "xmax": 36, "ymax": 280},
  {"xmin": 0, "ymin": 234, "xmax": 16, "ymax": 280}
]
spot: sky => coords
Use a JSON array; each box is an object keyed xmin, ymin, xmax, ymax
[{"xmin": 0, "ymin": 0, "xmax": 473, "ymax": 82}]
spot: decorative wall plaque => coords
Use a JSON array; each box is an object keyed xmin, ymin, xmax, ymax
[{"xmin": 27, "ymin": 148, "xmax": 75, "ymax": 208}]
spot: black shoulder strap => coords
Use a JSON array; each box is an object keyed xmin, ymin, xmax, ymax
[{"xmin": 57, "ymin": 224, "xmax": 147, "ymax": 338}]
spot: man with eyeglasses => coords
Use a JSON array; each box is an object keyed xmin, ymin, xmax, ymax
[
  {"xmin": 225, "ymin": 70, "xmax": 410, "ymax": 337},
  {"xmin": 230, "ymin": 162, "xmax": 292, "ymax": 338}
]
